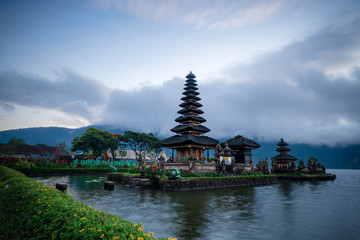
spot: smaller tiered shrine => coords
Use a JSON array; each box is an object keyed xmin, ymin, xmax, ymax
[
  {"xmin": 271, "ymin": 138, "xmax": 297, "ymax": 173},
  {"xmin": 225, "ymin": 135, "xmax": 260, "ymax": 165}
]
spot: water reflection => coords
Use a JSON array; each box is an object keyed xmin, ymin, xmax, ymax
[{"xmin": 34, "ymin": 170, "xmax": 360, "ymax": 240}]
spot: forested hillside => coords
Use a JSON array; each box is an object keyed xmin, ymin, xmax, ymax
[{"xmin": 0, "ymin": 127, "xmax": 359, "ymax": 169}]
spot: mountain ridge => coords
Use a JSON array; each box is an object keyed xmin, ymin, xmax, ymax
[{"xmin": 0, "ymin": 126, "xmax": 359, "ymax": 169}]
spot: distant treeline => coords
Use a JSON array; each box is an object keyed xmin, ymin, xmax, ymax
[{"xmin": 1, "ymin": 126, "xmax": 359, "ymax": 169}]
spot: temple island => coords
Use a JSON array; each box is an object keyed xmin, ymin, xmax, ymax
[{"xmin": 108, "ymin": 71, "xmax": 336, "ymax": 190}]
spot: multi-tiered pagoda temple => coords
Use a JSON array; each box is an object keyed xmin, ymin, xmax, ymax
[
  {"xmin": 161, "ymin": 72, "xmax": 218, "ymax": 161},
  {"xmin": 271, "ymin": 138, "xmax": 297, "ymax": 173}
]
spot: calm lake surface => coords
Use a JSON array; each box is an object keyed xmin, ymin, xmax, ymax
[{"xmin": 34, "ymin": 169, "xmax": 360, "ymax": 240}]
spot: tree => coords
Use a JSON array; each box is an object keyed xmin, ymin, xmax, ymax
[
  {"xmin": 71, "ymin": 127, "xmax": 117, "ymax": 159},
  {"xmin": 58, "ymin": 142, "xmax": 68, "ymax": 151},
  {"xmin": 108, "ymin": 135, "xmax": 126, "ymax": 164},
  {"xmin": 119, "ymin": 131, "xmax": 162, "ymax": 166},
  {"xmin": 0, "ymin": 137, "xmax": 27, "ymax": 155},
  {"xmin": 8, "ymin": 137, "xmax": 27, "ymax": 145}
]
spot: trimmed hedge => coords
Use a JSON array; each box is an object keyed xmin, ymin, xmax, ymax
[
  {"xmin": 0, "ymin": 166, "xmax": 171, "ymax": 240},
  {"xmin": 13, "ymin": 167, "xmax": 110, "ymax": 177}
]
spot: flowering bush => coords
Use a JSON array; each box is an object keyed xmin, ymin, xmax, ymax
[
  {"xmin": 14, "ymin": 159, "xmax": 36, "ymax": 169},
  {"xmin": 0, "ymin": 166, "xmax": 172, "ymax": 240},
  {"xmin": 127, "ymin": 165, "xmax": 141, "ymax": 174}
]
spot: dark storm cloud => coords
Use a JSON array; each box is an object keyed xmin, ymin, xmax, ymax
[
  {"xmin": 1, "ymin": 15, "xmax": 359, "ymax": 146},
  {"xmin": 0, "ymin": 69, "xmax": 109, "ymax": 120},
  {"xmin": 201, "ymin": 16, "xmax": 360, "ymax": 145},
  {"xmin": 99, "ymin": 78, "xmax": 184, "ymax": 135},
  {"xmin": 100, "ymin": 15, "xmax": 360, "ymax": 146}
]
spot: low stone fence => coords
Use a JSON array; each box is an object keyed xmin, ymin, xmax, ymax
[
  {"xmin": 277, "ymin": 174, "xmax": 336, "ymax": 181},
  {"xmin": 159, "ymin": 175, "xmax": 277, "ymax": 191},
  {"xmin": 162, "ymin": 162, "xmax": 217, "ymax": 172},
  {"xmin": 107, "ymin": 173, "xmax": 157, "ymax": 188}
]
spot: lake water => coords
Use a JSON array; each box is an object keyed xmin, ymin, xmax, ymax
[{"xmin": 34, "ymin": 169, "xmax": 360, "ymax": 240}]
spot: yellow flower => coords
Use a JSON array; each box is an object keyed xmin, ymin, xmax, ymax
[
  {"xmin": 130, "ymin": 234, "xmax": 134, "ymax": 239},
  {"xmin": 138, "ymin": 237, "xmax": 144, "ymax": 240},
  {"xmin": 88, "ymin": 228, "xmax": 94, "ymax": 230},
  {"xmin": 112, "ymin": 217, "xmax": 115, "ymax": 220},
  {"xmin": 150, "ymin": 232, "xmax": 154, "ymax": 236},
  {"xmin": 100, "ymin": 234, "xmax": 105, "ymax": 238},
  {"xmin": 98, "ymin": 229, "xmax": 102, "ymax": 232},
  {"xmin": 89, "ymin": 205, "xmax": 92, "ymax": 208},
  {"xmin": 81, "ymin": 217, "xmax": 86, "ymax": 221},
  {"xmin": 80, "ymin": 229, "xmax": 85, "ymax": 233},
  {"xmin": 74, "ymin": 214, "xmax": 77, "ymax": 217}
]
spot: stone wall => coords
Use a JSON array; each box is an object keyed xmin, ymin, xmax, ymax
[
  {"xmin": 162, "ymin": 162, "xmax": 217, "ymax": 172},
  {"xmin": 277, "ymin": 174, "xmax": 336, "ymax": 181},
  {"xmin": 159, "ymin": 176, "xmax": 277, "ymax": 191}
]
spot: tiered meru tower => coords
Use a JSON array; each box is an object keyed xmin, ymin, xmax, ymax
[{"xmin": 161, "ymin": 71, "xmax": 218, "ymax": 161}]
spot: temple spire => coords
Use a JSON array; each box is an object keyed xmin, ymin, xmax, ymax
[{"xmin": 160, "ymin": 71, "xmax": 218, "ymax": 161}]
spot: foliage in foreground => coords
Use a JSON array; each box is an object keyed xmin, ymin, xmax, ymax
[{"xmin": 0, "ymin": 166, "xmax": 172, "ymax": 240}]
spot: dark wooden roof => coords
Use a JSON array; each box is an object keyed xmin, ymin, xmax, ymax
[
  {"xmin": 277, "ymin": 138, "xmax": 289, "ymax": 147},
  {"xmin": 171, "ymin": 124, "xmax": 210, "ymax": 134},
  {"xmin": 276, "ymin": 147, "xmax": 291, "ymax": 152},
  {"xmin": 185, "ymin": 82, "xmax": 198, "ymax": 87},
  {"xmin": 225, "ymin": 135, "xmax": 261, "ymax": 149},
  {"xmin": 272, "ymin": 153, "xmax": 297, "ymax": 161},
  {"xmin": 276, "ymin": 138, "xmax": 292, "ymax": 153},
  {"xmin": 182, "ymin": 90, "xmax": 200, "ymax": 95},
  {"xmin": 161, "ymin": 134, "xmax": 218, "ymax": 147},
  {"xmin": 177, "ymin": 107, "xmax": 204, "ymax": 115},
  {"xmin": 186, "ymin": 71, "xmax": 196, "ymax": 79},
  {"xmin": 179, "ymin": 101, "xmax": 202, "ymax": 108},
  {"xmin": 175, "ymin": 115, "xmax": 206, "ymax": 123},
  {"xmin": 181, "ymin": 95, "xmax": 201, "ymax": 101},
  {"xmin": 184, "ymin": 86, "xmax": 198, "ymax": 91}
]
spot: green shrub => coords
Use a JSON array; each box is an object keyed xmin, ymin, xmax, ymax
[{"xmin": 0, "ymin": 166, "xmax": 170, "ymax": 240}]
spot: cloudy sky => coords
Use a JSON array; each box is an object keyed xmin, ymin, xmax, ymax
[{"xmin": 1, "ymin": 0, "xmax": 359, "ymax": 146}]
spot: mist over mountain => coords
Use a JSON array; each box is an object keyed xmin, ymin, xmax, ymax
[{"xmin": 0, "ymin": 126, "xmax": 359, "ymax": 169}]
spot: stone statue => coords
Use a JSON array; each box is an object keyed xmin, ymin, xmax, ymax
[
  {"xmin": 109, "ymin": 165, "xmax": 117, "ymax": 172},
  {"xmin": 297, "ymin": 159, "xmax": 305, "ymax": 172},
  {"xmin": 256, "ymin": 158, "xmax": 269, "ymax": 174},
  {"xmin": 214, "ymin": 142, "xmax": 223, "ymax": 166},
  {"xmin": 223, "ymin": 143, "xmax": 231, "ymax": 157},
  {"xmin": 168, "ymin": 167, "xmax": 181, "ymax": 180},
  {"xmin": 307, "ymin": 157, "xmax": 317, "ymax": 174},
  {"xmin": 158, "ymin": 151, "xmax": 166, "ymax": 162},
  {"xmin": 221, "ymin": 159, "xmax": 226, "ymax": 174}
]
